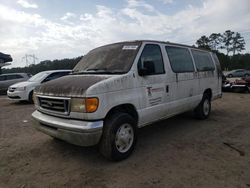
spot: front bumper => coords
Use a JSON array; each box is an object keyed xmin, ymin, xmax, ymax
[
  {"xmin": 7, "ymin": 90, "xmax": 27, "ymax": 100},
  {"xmin": 32, "ymin": 110, "xmax": 103, "ymax": 146}
]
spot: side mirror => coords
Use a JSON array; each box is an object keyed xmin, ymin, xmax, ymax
[
  {"xmin": 138, "ymin": 67, "xmax": 149, "ymax": 76},
  {"xmin": 138, "ymin": 60, "xmax": 155, "ymax": 76}
]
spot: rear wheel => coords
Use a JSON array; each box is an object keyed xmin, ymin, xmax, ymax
[
  {"xmin": 227, "ymin": 74, "xmax": 233, "ymax": 78},
  {"xmin": 99, "ymin": 112, "xmax": 137, "ymax": 161},
  {"xmin": 194, "ymin": 94, "xmax": 211, "ymax": 120},
  {"xmin": 244, "ymin": 74, "xmax": 249, "ymax": 77}
]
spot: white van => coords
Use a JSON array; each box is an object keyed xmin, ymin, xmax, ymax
[{"xmin": 32, "ymin": 40, "xmax": 222, "ymax": 161}]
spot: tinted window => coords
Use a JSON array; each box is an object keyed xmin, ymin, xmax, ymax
[
  {"xmin": 0, "ymin": 76, "xmax": 5, "ymax": 81},
  {"xmin": 15, "ymin": 74, "xmax": 23, "ymax": 79},
  {"xmin": 6, "ymin": 75, "xmax": 22, "ymax": 80},
  {"xmin": 192, "ymin": 50, "xmax": 215, "ymax": 71},
  {"xmin": 138, "ymin": 44, "xmax": 165, "ymax": 75},
  {"xmin": 165, "ymin": 46, "xmax": 194, "ymax": 73},
  {"xmin": 212, "ymin": 53, "xmax": 221, "ymax": 72}
]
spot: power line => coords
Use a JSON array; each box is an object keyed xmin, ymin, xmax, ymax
[{"xmin": 22, "ymin": 54, "xmax": 39, "ymax": 66}]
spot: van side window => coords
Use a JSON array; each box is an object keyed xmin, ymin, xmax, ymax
[
  {"xmin": 138, "ymin": 44, "xmax": 165, "ymax": 75},
  {"xmin": 212, "ymin": 53, "xmax": 222, "ymax": 73},
  {"xmin": 165, "ymin": 46, "xmax": 194, "ymax": 73},
  {"xmin": 192, "ymin": 50, "xmax": 215, "ymax": 71}
]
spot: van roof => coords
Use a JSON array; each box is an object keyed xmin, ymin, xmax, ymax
[{"xmin": 113, "ymin": 40, "xmax": 211, "ymax": 52}]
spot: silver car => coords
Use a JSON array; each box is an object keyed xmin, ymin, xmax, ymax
[
  {"xmin": 0, "ymin": 73, "xmax": 31, "ymax": 94},
  {"xmin": 226, "ymin": 69, "xmax": 250, "ymax": 78}
]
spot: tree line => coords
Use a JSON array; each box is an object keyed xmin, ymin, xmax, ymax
[
  {"xmin": 2, "ymin": 56, "xmax": 82, "ymax": 75},
  {"xmin": 195, "ymin": 30, "xmax": 249, "ymax": 70}
]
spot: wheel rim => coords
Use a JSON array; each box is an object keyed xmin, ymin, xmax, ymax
[
  {"xmin": 115, "ymin": 123, "xmax": 134, "ymax": 153},
  {"xmin": 203, "ymin": 99, "xmax": 210, "ymax": 116}
]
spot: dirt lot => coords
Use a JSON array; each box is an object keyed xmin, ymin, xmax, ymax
[{"xmin": 0, "ymin": 93, "xmax": 250, "ymax": 188}]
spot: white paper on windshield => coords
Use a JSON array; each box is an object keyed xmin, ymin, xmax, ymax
[{"xmin": 122, "ymin": 45, "xmax": 138, "ymax": 50}]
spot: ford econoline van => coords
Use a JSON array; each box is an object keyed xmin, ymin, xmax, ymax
[{"xmin": 32, "ymin": 40, "xmax": 222, "ymax": 161}]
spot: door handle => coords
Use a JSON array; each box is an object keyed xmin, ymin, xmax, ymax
[{"xmin": 166, "ymin": 85, "xmax": 169, "ymax": 93}]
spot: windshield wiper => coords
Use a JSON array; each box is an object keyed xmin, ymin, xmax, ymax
[
  {"xmin": 71, "ymin": 71, "xmax": 89, "ymax": 75},
  {"xmin": 86, "ymin": 68, "xmax": 107, "ymax": 71}
]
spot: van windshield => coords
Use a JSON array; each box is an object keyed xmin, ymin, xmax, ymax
[{"xmin": 73, "ymin": 41, "xmax": 142, "ymax": 74}]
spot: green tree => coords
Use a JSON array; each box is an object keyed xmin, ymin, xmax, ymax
[
  {"xmin": 196, "ymin": 35, "xmax": 211, "ymax": 50},
  {"xmin": 208, "ymin": 33, "xmax": 223, "ymax": 51},
  {"xmin": 3, "ymin": 56, "xmax": 82, "ymax": 75},
  {"xmin": 231, "ymin": 32, "xmax": 245, "ymax": 55},
  {"xmin": 222, "ymin": 30, "xmax": 234, "ymax": 56}
]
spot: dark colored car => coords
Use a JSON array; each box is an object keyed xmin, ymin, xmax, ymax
[{"xmin": 0, "ymin": 73, "xmax": 31, "ymax": 94}]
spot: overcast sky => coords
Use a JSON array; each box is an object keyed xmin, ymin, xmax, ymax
[{"xmin": 0, "ymin": 0, "xmax": 250, "ymax": 68}]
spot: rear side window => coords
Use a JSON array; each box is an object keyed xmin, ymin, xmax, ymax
[
  {"xmin": 6, "ymin": 74, "xmax": 23, "ymax": 80},
  {"xmin": 0, "ymin": 76, "xmax": 5, "ymax": 81},
  {"xmin": 212, "ymin": 53, "xmax": 222, "ymax": 73},
  {"xmin": 138, "ymin": 44, "xmax": 165, "ymax": 75},
  {"xmin": 165, "ymin": 46, "xmax": 194, "ymax": 73},
  {"xmin": 192, "ymin": 50, "xmax": 215, "ymax": 71},
  {"xmin": 15, "ymin": 74, "xmax": 23, "ymax": 79}
]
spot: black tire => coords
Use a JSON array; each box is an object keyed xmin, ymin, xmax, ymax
[
  {"xmin": 227, "ymin": 74, "xmax": 233, "ymax": 78},
  {"xmin": 244, "ymin": 74, "xmax": 249, "ymax": 77},
  {"xmin": 194, "ymin": 94, "xmax": 211, "ymax": 120},
  {"xmin": 99, "ymin": 112, "xmax": 137, "ymax": 161},
  {"xmin": 28, "ymin": 90, "xmax": 34, "ymax": 103}
]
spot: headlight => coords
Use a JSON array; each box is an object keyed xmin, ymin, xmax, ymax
[
  {"xmin": 71, "ymin": 97, "xmax": 99, "ymax": 113},
  {"xmin": 16, "ymin": 86, "xmax": 26, "ymax": 91}
]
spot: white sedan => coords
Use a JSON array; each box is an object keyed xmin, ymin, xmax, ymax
[{"xmin": 7, "ymin": 70, "xmax": 71, "ymax": 102}]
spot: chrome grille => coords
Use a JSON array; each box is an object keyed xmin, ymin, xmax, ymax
[{"xmin": 38, "ymin": 96, "xmax": 70, "ymax": 114}]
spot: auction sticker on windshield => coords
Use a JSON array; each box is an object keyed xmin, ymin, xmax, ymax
[{"xmin": 122, "ymin": 45, "xmax": 138, "ymax": 50}]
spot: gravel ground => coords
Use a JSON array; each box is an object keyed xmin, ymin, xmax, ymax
[{"xmin": 0, "ymin": 93, "xmax": 250, "ymax": 188}]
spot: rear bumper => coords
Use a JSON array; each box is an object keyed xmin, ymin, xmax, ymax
[{"xmin": 32, "ymin": 110, "xmax": 103, "ymax": 146}]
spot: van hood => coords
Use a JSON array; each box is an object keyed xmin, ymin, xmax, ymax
[{"xmin": 34, "ymin": 75, "xmax": 111, "ymax": 97}]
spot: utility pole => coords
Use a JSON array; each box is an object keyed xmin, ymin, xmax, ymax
[{"xmin": 22, "ymin": 54, "xmax": 39, "ymax": 66}]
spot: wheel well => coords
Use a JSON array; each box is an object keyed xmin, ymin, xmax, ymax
[
  {"xmin": 204, "ymin": 88, "xmax": 212, "ymax": 100},
  {"xmin": 29, "ymin": 90, "xmax": 33, "ymax": 97},
  {"xmin": 105, "ymin": 104, "xmax": 139, "ymax": 124}
]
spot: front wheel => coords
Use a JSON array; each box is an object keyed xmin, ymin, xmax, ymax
[
  {"xmin": 194, "ymin": 94, "xmax": 211, "ymax": 120},
  {"xmin": 99, "ymin": 112, "xmax": 137, "ymax": 161},
  {"xmin": 28, "ymin": 90, "xmax": 34, "ymax": 103}
]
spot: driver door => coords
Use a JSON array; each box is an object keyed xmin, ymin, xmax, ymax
[{"xmin": 137, "ymin": 44, "xmax": 168, "ymax": 126}]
